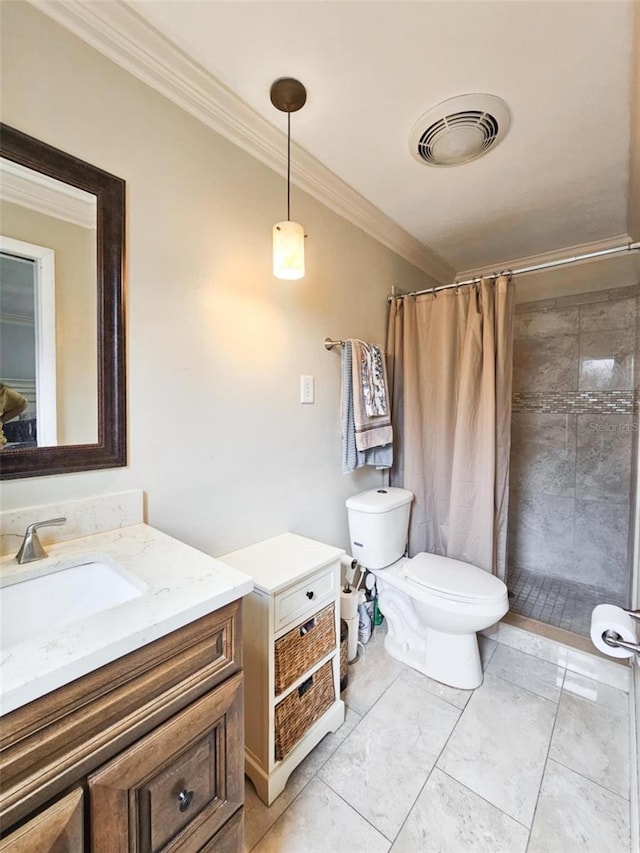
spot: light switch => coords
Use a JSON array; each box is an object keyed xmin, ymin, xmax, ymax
[{"xmin": 300, "ymin": 375, "xmax": 314, "ymax": 404}]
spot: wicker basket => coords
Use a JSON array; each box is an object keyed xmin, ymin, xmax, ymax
[
  {"xmin": 274, "ymin": 660, "xmax": 335, "ymax": 761},
  {"xmin": 274, "ymin": 603, "xmax": 336, "ymax": 695},
  {"xmin": 339, "ymin": 619, "xmax": 348, "ymax": 691}
]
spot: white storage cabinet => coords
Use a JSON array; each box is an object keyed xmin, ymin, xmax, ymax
[{"xmin": 221, "ymin": 533, "xmax": 345, "ymax": 805}]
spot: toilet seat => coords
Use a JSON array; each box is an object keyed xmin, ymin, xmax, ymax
[{"xmin": 404, "ymin": 552, "xmax": 507, "ymax": 605}]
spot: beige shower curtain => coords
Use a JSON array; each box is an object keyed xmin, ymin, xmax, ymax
[{"xmin": 387, "ymin": 276, "xmax": 514, "ymax": 579}]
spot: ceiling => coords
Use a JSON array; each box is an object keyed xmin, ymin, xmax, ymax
[{"xmin": 35, "ymin": 0, "xmax": 637, "ymax": 281}]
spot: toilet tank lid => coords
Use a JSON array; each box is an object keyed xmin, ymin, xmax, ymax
[
  {"xmin": 346, "ymin": 487, "xmax": 414, "ymax": 513},
  {"xmin": 405, "ymin": 552, "xmax": 507, "ymax": 601}
]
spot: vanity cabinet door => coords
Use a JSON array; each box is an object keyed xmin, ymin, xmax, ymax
[
  {"xmin": 0, "ymin": 788, "xmax": 83, "ymax": 853},
  {"xmin": 88, "ymin": 674, "xmax": 243, "ymax": 853}
]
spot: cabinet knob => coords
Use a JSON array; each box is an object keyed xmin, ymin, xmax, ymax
[
  {"xmin": 177, "ymin": 789, "xmax": 194, "ymax": 812},
  {"xmin": 306, "ymin": 590, "xmax": 314, "ymax": 599}
]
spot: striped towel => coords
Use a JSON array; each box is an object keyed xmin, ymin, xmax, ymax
[{"xmin": 341, "ymin": 341, "xmax": 393, "ymax": 474}]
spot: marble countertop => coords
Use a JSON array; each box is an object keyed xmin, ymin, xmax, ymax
[{"xmin": 0, "ymin": 523, "xmax": 254, "ymax": 715}]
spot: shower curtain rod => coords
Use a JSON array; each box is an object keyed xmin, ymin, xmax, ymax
[{"xmin": 388, "ymin": 240, "xmax": 640, "ymax": 302}]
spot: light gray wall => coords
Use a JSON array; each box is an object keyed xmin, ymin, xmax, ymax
[{"xmin": 0, "ymin": 3, "xmax": 434, "ymax": 556}]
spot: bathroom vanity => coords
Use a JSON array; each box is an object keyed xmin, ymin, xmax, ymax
[
  {"xmin": 221, "ymin": 533, "xmax": 345, "ymax": 805},
  {"xmin": 0, "ymin": 521, "xmax": 253, "ymax": 851}
]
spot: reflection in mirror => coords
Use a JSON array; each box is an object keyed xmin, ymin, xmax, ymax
[
  {"xmin": 0, "ymin": 123, "xmax": 125, "ymax": 480},
  {"xmin": 0, "ymin": 160, "xmax": 98, "ymax": 448}
]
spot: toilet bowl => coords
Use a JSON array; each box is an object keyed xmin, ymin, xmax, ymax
[
  {"xmin": 374, "ymin": 552, "xmax": 508, "ymax": 689},
  {"xmin": 346, "ymin": 487, "xmax": 509, "ymax": 689}
]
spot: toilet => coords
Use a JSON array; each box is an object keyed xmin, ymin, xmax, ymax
[{"xmin": 346, "ymin": 487, "xmax": 509, "ymax": 689}]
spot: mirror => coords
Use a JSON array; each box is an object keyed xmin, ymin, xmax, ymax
[{"xmin": 0, "ymin": 124, "xmax": 125, "ymax": 479}]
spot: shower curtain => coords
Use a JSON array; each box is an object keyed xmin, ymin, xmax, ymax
[{"xmin": 387, "ymin": 276, "xmax": 514, "ymax": 579}]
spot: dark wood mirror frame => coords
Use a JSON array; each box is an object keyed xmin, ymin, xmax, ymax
[{"xmin": 0, "ymin": 124, "xmax": 126, "ymax": 479}]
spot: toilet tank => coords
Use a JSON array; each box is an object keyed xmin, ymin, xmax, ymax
[{"xmin": 346, "ymin": 487, "xmax": 414, "ymax": 569}]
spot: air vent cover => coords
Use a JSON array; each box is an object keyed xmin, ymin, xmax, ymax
[{"xmin": 409, "ymin": 94, "xmax": 511, "ymax": 167}]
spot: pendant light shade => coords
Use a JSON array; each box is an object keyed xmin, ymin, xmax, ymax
[
  {"xmin": 273, "ymin": 220, "xmax": 305, "ymax": 279},
  {"xmin": 270, "ymin": 77, "xmax": 307, "ymax": 280}
]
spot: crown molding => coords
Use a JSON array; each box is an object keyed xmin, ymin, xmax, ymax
[
  {"xmin": 29, "ymin": 0, "xmax": 455, "ymax": 284},
  {"xmin": 457, "ymin": 234, "xmax": 635, "ymax": 280},
  {"xmin": 1, "ymin": 159, "xmax": 96, "ymax": 228}
]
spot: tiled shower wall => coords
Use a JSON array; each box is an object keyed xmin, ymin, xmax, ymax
[{"xmin": 507, "ymin": 284, "xmax": 638, "ymax": 601}]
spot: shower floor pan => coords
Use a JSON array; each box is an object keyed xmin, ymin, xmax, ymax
[{"xmin": 507, "ymin": 565, "xmax": 626, "ymax": 638}]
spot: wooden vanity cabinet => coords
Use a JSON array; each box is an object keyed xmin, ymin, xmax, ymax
[{"xmin": 0, "ymin": 599, "xmax": 244, "ymax": 852}]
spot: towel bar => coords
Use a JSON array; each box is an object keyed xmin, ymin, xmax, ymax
[{"xmin": 324, "ymin": 338, "xmax": 344, "ymax": 350}]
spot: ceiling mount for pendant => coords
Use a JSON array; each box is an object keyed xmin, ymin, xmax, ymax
[{"xmin": 270, "ymin": 77, "xmax": 307, "ymax": 114}]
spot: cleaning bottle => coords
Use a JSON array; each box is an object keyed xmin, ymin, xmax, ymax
[{"xmin": 357, "ymin": 589, "xmax": 372, "ymax": 644}]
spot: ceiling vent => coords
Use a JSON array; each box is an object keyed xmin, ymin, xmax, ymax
[{"xmin": 409, "ymin": 94, "xmax": 511, "ymax": 167}]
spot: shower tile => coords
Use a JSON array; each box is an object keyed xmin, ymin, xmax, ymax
[
  {"xmin": 549, "ymin": 687, "xmax": 630, "ymax": 798},
  {"xmin": 390, "ymin": 768, "xmax": 528, "ymax": 853},
  {"xmin": 437, "ymin": 672, "xmax": 556, "ymax": 826},
  {"xmin": 576, "ymin": 414, "xmax": 633, "ymax": 502},
  {"xmin": 608, "ymin": 284, "xmax": 639, "ymax": 301},
  {"xmin": 319, "ymin": 673, "xmax": 460, "ymax": 840},
  {"xmin": 527, "ymin": 760, "xmax": 630, "ymax": 853},
  {"xmin": 573, "ymin": 499, "xmax": 629, "ymax": 592},
  {"xmin": 514, "ymin": 307, "xmax": 578, "ymax": 340},
  {"xmin": 486, "ymin": 644, "xmax": 564, "ymax": 701},
  {"xmin": 515, "ymin": 298, "xmax": 558, "ymax": 314},
  {"xmin": 580, "ymin": 296, "xmax": 637, "ymax": 332},
  {"xmin": 510, "ymin": 413, "xmax": 576, "ymax": 497},
  {"xmin": 556, "ymin": 290, "xmax": 610, "ymax": 307},
  {"xmin": 508, "ymin": 495, "xmax": 574, "ymax": 573},
  {"xmin": 578, "ymin": 328, "xmax": 635, "ymax": 391},
  {"xmin": 513, "ymin": 335, "xmax": 579, "ymax": 392}
]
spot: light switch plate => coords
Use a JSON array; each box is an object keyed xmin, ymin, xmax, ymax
[{"xmin": 300, "ymin": 375, "xmax": 314, "ymax": 404}]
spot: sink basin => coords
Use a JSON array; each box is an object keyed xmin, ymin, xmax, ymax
[{"xmin": 0, "ymin": 560, "xmax": 146, "ymax": 648}]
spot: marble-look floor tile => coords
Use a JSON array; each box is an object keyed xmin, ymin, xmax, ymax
[
  {"xmin": 399, "ymin": 664, "xmax": 473, "ymax": 710},
  {"xmin": 478, "ymin": 634, "xmax": 497, "ymax": 668},
  {"xmin": 342, "ymin": 624, "xmax": 405, "ymax": 717},
  {"xmin": 528, "ymin": 759, "xmax": 630, "ymax": 852},
  {"xmin": 437, "ymin": 672, "xmax": 556, "ymax": 826},
  {"xmin": 251, "ymin": 778, "xmax": 390, "ymax": 853},
  {"xmin": 391, "ymin": 768, "xmax": 529, "ymax": 853},
  {"xmin": 549, "ymin": 684, "xmax": 630, "ymax": 798},
  {"xmin": 486, "ymin": 644, "xmax": 565, "ymax": 702},
  {"xmin": 319, "ymin": 672, "xmax": 461, "ymax": 840},
  {"xmin": 243, "ymin": 707, "xmax": 361, "ymax": 851},
  {"xmin": 562, "ymin": 670, "xmax": 630, "ymax": 712}
]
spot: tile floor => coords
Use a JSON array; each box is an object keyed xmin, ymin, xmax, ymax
[
  {"xmin": 507, "ymin": 565, "xmax": 626, "ymax": 637},
  {"xmin": 244, "ymin": 624, "xmax": 632, "ymax": 852}
]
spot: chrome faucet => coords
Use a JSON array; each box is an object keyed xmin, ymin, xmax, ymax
[{"xmin": 15, "ymin": 517, "xmax": 67, "ymax": 564}]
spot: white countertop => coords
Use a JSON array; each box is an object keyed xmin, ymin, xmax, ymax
[
  {"xmin": 220, "ymin": 532, "xmax": 344, "ymax": 594},
  {"xmin": 0, "ymin": 523, "xmax": 254, "ymax": 716}
]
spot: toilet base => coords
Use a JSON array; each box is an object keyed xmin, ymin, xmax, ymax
[{"xmin": 384, "ymin": 627, "xmax": 484, "ymax": 690}]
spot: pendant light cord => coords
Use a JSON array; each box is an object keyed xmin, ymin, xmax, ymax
[{"xmin": 287, "ymin": 111, "xmax": 291, "ymax": 222}]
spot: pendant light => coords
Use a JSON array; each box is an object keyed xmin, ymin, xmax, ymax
[{"xmin": 270, "ymin": 77, "xmax": 306, "ymax": 280}]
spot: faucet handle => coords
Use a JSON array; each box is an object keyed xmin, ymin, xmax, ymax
[{"xmin": 15, "ymin": 517, "xmax": 67, "ymax": 564}]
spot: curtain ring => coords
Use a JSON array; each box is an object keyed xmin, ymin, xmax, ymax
[{"xmin": 431, "ymin": 286, "xmax": 437, "ymax": 299}]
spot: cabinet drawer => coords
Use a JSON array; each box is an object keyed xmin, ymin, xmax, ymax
[
  {"xmin": 274, "ymin": 566, "xmax": 336, "ymax": 632},
  {"xmin": 274, "ymin": 660, "xmax": 335, "ymax": 761},
  {"xmin": 274, "ymin": 603, "xmax": 336, "ymax": 695},
  {"xmin": 89, "ymin": 673, "xmax": 243, "ymax": 853},
  {"xmin": 0, "ymin": 788, "xmax": 83, "ymax": 853}
]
